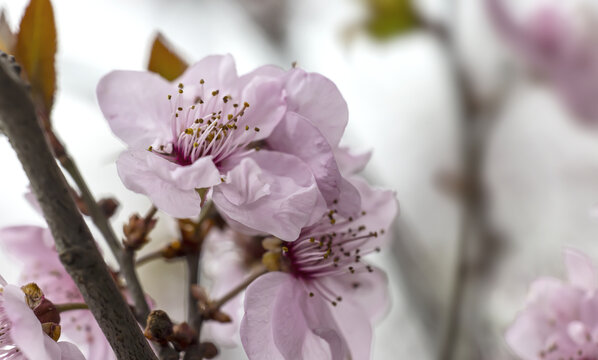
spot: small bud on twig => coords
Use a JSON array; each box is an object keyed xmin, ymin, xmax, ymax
[
  {"xmin": 98, "ymin": 197, "xmax": 119, "ymax": 218},
  {"xmin": 198, "ymin": 342, "xmax": 218, "ymax": 359},
  {"xmin": 170, "ymin": 322, "xmax": 197, "ymax": 351},
  {"xmin": 144, "ymin": 310, "xmax": 174, "ymax": 345},
  {"xmin": 123, "ymin": 211, "xmax": 157, "ymax": 251}
]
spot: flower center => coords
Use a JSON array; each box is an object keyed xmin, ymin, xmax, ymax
[
  {"xmin": 148, "ymin": 81, "xmax": 260, "ymax": 166},
  {"xmin": 282, "ymin": 207, "xmax": 385, "ymax": 307}
]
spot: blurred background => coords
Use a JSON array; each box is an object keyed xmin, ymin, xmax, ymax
[{"xmin": 1, "ymin": 0, "xmax": 598, "ymax": 359}]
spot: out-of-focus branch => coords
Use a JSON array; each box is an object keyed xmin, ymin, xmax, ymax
[{"xmin": 0, "ymin": 57, "xmax": 157, "ymax": 359}]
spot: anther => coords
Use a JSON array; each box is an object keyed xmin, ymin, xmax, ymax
[
  {"xmin": 212, "ymin": 90, "xmax": 219, "ymax": 96},
  {"xmin": 199, "ymin": 79, "xmax": 205, "ymax": 84}
]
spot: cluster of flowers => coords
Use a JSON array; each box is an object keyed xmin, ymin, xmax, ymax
[
  {"xmin": 487, "ymin": 0, "xmax": 598, "ymax": 122},
  {"xmin": 0, "ymin": 55, "xmax": 397, "ymax": 359}
]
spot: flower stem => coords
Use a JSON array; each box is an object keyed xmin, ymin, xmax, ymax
[
  {"xmin": 55, "ymin": 302, "xmax": 89, "ymax": 313},
  {"xmin": 135, "ymin": 249, "xmax": 165, "ymax": 268},
  {"xmin": 209, "ymin": 266, "xmax": 267, "ymax": 312}
]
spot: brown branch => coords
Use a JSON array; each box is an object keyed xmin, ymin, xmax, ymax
[{"xmin": 0, "ymin": 60, "xmax": 157, "ymax": 359}]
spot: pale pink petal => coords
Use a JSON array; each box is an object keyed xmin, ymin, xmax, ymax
[
  {"xmin": 234, "ymin": 77, "xmax": 286, "ymax": 142},
  {"xmin": 328, "ymin": 298, "xmax": 373, "ymax": 360},
  {"xmin": 505, "ymin": 308, "xmax": 547, "ymax": 360},
  {"xmin": 3, "ymin": 285, "xmax": 55, "ymax": 360},
  {"xmin": 321, "ymin": 264, "xmax": 390, "ymax": 322},
  {"xmin": 117, "ymin": 150, "xmax": 208, "ymax": 218},
  {"xmin": 298, "ymin": 283, "xmax": 348, "ymax": 360},
  {"xmin": 334, "ymin": 147, "xmax": 372, "ymax": 176},
  {"xmin": 175, "ymin": 54, "xmax": 238, "ymax": 90},
  {"xmin": 0, "ymin": 225, "xmax": 55, "ymax": 261},
  {"xmin": 267, "ymin": 112, "xmax": 360, "ymax": 216},
  {"xmin": 58, "ymin": 341, "xmax": 86, "ymax": 360},
  {"xmin": 97, "ymin": 71, "xmax": 173, "ymax": 147},
  {"xmin": 240, "ymin": 272, "xmax": 289, "ymax": 360},
  {"xmin": 236, "ymin": 65, "xmax": 285, "ymax": 88},
  {"xmin": 214, "ymin": 151, "xmax": 326, "ymax": 241},
  {"xmin": 271, "ymin": 279, "xmax": 335, "ymax": 359},
  {"xmin": 283, "ymin": 69, "xmax": 348, "ymax": 147},
  {"xmin": 564, "ymin": 248, "xmax": 597, "ymax": 291},
  {"xmin": 349, "ymin": 176, "xmax": 399, "ymax": 248}
]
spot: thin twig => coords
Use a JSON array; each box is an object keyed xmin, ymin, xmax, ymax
[
  {"xmin": 0, "ymin": 57, "xmax": 157, "ymax": 360},
  {"xmin": 209, "ymin": 266, "xmax": 267, "ymax": 312},
  {"xmin": 59, "ymin": 154, "xmax": 122, "ymax": 258},
  {"xmin": 62, "ymin": 152, "xmax": 154, "ymax": 325},
  {"xmin": 136, "ymin": 249, "xmax": 165, "ymax": 268},
  {"xmin": 55, "ymin": 302, "xmax": 89, "ymax": 312},
  {"xmin": 186, "ymin": 252, "xmax": 199, "ymax": 327}
]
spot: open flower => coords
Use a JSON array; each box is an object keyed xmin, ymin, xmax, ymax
[
  {"xmin": 506, "ymin": 248, "xmax": 598, "ymax": 359},
  {"xmin": 0, "ymin": 275, "xmax": 85, "ymax": 360},
  {"xmin": 487, "ymin": 0, "xmax": 598, "ymax": 121},
  {"xmin": 240, "ymin": 177, "xmax": 397, "ymax": 359},
  {"xmin": 0, "ymin": 226, "xmax": 113, "ymax": 360},
  {"xmin": 98, "ymin": 55, "xmax": 329, "ymax": 240},
  {"xmin": 201, "ymin": 229, "xmax": 264, "ymax": 347}
]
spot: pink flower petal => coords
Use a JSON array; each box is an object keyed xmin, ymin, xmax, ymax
[
  {"xmin": 58, "ymin": 341, "xmax": 86, "ymax": 360},
  {"xmin": 321, "ymin": 264, "xmax": 390, "ymax": 323},
  {"xmin": 283, "ymin": 69, "xmax": 348, "ymax": 147},
  {"xmin": 3, "ymin": 284, "xmax": 57, "ymax": 360},
  {"xmin": 240, "ymin": 272, "xmax": 289, "ymax": 360},
  {"xmin": 564, "ymin": 248, "xmax": 597, "ymax": 291},
  {"xmin": 175, "ymin": 54, "xmax": 238, "ymax": 91},
  {"xmin": 214, "ymin": 150, "xmax": 326, "ymax": 241},
  {"xmin": 334, "ymin": 147, "xmax": 372, "ymax": 176},
  {"xmin": 116, "ymin": 150, "xmax": 213, "ymax": 218},
  {"xmin": 97, "ymin": 70, "xmax": 173, "ymax": 147},
  {"xmin": 267, "ymin": 112, "xmax": 360, "ymax": 216}
]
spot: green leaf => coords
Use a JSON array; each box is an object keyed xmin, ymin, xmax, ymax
[
  {"xmin": 364, "ymin": 0, "xmax": 420, "ymax": 40},
  {"xmin": 15, "ymin": 0, "xmax": 57, "ymax": 115},
  {"xmin": 147, "ymin": 32, "xmax": 188, "ymax": 81}
]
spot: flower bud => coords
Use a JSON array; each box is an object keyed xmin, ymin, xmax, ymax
[
  {"xmin": 41, "ymin": 322, "xmax": 61, "ymax": 342},
  {"xmin": 33, "ymin": 298, "xmax": 60, "ymax": 325},
  {"xmin": 198, "ymin": 342, "xmax": 218, "ymax": 359},
  {"xmin": 123, "ymin": 213, "xmax": 157, "ymax": 250},
  {"xmin": 98, "ymin": 197, "xmax": 119, "ymax": 218},
  {"xmin": 144, "ymin": 310, "xmax": 174, "ymax": 345},
  {"xmin": 170, "ymin": 322, "xmax": 197, "ymax": 351}
]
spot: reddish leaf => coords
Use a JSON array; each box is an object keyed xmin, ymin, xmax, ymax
[
  {"xmin": 15, "ymin": 0, "xmax": 57, "ymax": 115},
  {"xmin": 147, "ymin": 32, "xmax": 188, "ymax": 81}
]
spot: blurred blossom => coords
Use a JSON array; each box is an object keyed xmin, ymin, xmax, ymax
[
  {"xmin": 506, "ymin": 248, "xmax": 598, "ymax": 359},
  {"xmin": 487, "ymin": 0, "xmax": 598, "ymax": 122},
  {"xmin": 0, "ymin": 275, "xmax": 86, "ymax": 360},
  {"xmin": 0, "ymin": 226, "xmax": 114, "ymax": 360}
]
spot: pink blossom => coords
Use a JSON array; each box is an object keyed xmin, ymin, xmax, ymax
[
  {"xmin": 0, "ymin": 275, "xmax": 86, "ymax": 360},
  {"xmin": 506, "ymin": 248, "xmax": 598, "ymax": 359},
  {"xmin": 487, "ymin": 0, "xmax": 598, "ymax": 121},
  {"xmin": 98, "ymin": 55, "xmax": 332, "ymax": 240},
  {"xmin": 240, "ymin": 177, "xmax": 397, "ymax": 359},
  {"xmin": 201, "ymin": 229, "xmax": 264, "ymax": 347},
  {"xmin": 0, "ymin": 226, "xmax": 113, "ymax": 360}
]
